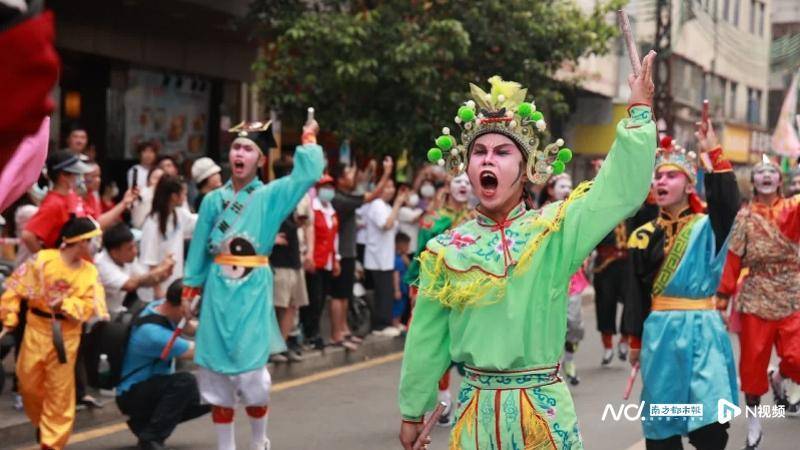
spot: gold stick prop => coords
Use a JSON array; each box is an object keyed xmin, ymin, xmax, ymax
[{"xmin": 617, "ymin": 10, "xmax": 642, "ymax": 77}]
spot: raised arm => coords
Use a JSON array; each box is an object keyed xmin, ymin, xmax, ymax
[
  {"xmin": 559, "ymin": 51, "xmax": 657, "ymax": 274},
  {"xmin": 696, "ymin": 120, "xmax": 740, "ymax": 252},
  {"xmin": 261, "ymin": 143, "xmax": 325, "ymax": 230}
]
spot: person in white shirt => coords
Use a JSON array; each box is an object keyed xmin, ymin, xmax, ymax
[
  {"xmin": 363, "ymin": 180, "xmax": 408, "ymax": 336},
  {"xmin": 397, "ymin": 190, "xmax": 423, "ymax": 255},
  {"xmin": 140, "ymin": 175, "xmax": 197, "ymax": 298},
  {"xmin": 95, "ymin": 223, "xmax": 174, "ymax": 318},
  {"xmin": 127, "ymin": 142, "xmax": 158, "ymax": 191},
  {"xmin": 131, "ymin": 167, "xmax": 164, "ymax": 229}
]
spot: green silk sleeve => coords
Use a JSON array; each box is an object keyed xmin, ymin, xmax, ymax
[
  {"xmin": 398, "ymin": 253, "xmax": 451, "ymax": 420},
  {"xmin": 560, "ymin": 105, "xmax": 657, "ymax": 275}
]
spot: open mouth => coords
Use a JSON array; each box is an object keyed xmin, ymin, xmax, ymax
[
  {"xmin": 655, "ymin": 188, "xmax": 668, "ymax": 197},
  {"xmin": 233, "ymin": 161, "xmax": 245, "ymax": 170},
  {"xmin": 479, "ymin": 171, "xmax": 498, "ymax": 190}
]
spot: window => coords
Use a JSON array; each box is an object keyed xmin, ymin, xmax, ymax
[
  {"xmin": 746, "ymin": 87, "xmax": 762, "ymax": 124},
  {"xmin": 733, "ymin": 0, "xmax": 741, "ymax": 26},
  {"xmin": 758, "ymin": 2, "xmax": 765, "ymax": 36},
  {"xmin": 722, "ymin": 0, "xmax": 730, "ymax": 21},
  {"xmin": 749, "ymin": 0, "xmax": 756, "ymax": 33},
  {"xmin": 729, "ymin": 82, "xmax": 738, "ymax": 119}
]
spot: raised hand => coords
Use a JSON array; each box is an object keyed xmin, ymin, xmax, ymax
[
  {"xmin": 628, "ymin": 50, "xmax": 656, "ymax": 107},
  {"xmin": 694, "ymin": 119, "xmax": 720, "ymax": 153}
]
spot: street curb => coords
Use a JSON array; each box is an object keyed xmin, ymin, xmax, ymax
[{"xmin": 1, "ymin": 335, "xmax": 406, "ymax": 449}]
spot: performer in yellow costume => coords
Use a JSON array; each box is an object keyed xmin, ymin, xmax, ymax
[{"xmin": 1, "ymin": 216, "xmax": 106, "ymax": 450}]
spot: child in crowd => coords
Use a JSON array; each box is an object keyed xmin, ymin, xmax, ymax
[
  {"xmin": 1, "ymin": 216, "xmax": 107, "ymax": 450},
  {"xmin": 392, "ymin": 232, "xmax": 411, "ymax": 332}
]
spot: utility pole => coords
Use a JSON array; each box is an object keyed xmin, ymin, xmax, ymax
[{"xmin": 654, "ymin": 0, "xmax": 673, "ymax": 134}]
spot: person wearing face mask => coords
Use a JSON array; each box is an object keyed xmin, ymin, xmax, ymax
[
  {"xmin": 715, "ymin": 155, "xmax": 800, "ymax": 448},
  {"xmin": 1, "ymin": 216, "xmax": 107, "ymax": 450},
  {"xmin": 397, "ymin": 186, "xmax": 424, "ymax": 256},
  {"xmin": 301, "ymin": 176, "xmax": 345, "ymax": 350},
  {"xmin": 623, "ymin": 122, "xmax": 741, "ymax": 449},
  {"xmin": 182, "ymin": 119, "xmax": 324, "ymax": 450},
  {"xmin": 399, "ymin": 59, "xmax": 657, "ymax": 450}
]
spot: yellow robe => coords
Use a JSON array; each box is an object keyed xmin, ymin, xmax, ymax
[{"xmin": 1, "ymin": 249, "xmax": 106, "ymax": 450}]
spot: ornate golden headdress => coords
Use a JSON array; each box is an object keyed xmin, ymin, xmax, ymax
[{"xmin": 426, "ymin": 76, "xmax": 573, "ymax": 185}]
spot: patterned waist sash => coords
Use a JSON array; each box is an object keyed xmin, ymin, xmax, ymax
[{"xmin": 463, "ymin": 365, "xmax": 562, "ymax": 390}]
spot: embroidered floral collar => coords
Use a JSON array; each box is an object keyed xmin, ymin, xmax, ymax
[{"xmin": 475, "ymin": 202, "xmax": 527, "ymax": 228}]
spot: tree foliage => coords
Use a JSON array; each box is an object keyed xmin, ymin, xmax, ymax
[{"xmin": 250, "ymin": 0, "xmax": 624, "ymax": 156}]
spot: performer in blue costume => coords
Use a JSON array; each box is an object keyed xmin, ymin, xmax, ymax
[
  {"xmin": 623, "ymin": 121, "xmax": 740, "ymax": 450},
  {"xmin": 183, "ymin": 119, "xmax": 324, "ymax": 450}
]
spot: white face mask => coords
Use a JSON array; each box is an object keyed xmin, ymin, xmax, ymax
[
  {"xmin": 407, "ymin": 193, "xmax": 420, "ymax": 207},
  {"xmin": 449, "ymin": 174, "xmax": 472, "ymax": 204},
  {"xmin": 420, "ymin": 184, "xmax": 435, "ymax": 199},
  {"xmin": 753, "ymin": 165, "xmax": 780, "ymax": 195},
  {"xmin": 76, "ymin": 176, "xmax": 87, "ymax": 196},
  {"xmin": 552, "ymin": 179, "xmax": 573, "ymax": 201},
  {"xmin": 318, "ymin": 187, "xmax": 336, "ymax": 203}
]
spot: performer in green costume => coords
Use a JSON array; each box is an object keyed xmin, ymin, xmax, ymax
[{"xmin": 398, "ymin": 51, "xmax": 658, "ymax": 450}]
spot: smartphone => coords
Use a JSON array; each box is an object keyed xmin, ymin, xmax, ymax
[{"xmin": 132, "ymin": 167, "xmax": 139, "ymax": 189}]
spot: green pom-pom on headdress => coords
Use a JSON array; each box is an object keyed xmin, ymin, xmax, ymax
[
  {"xmin": 517, "ymin": 102, "xmax": 533, "ymax": 119},
  {"xmin": 557, "ymin": 148, "xmax": 573, "ymax": 163},
  {"xmin": 531, "ymin": 111, "xmax": 544, "ymax": 122},
  {"xmin": 458, "ymin": 106, "xmax": 476, "ymax": 122},
  {"xmin": 551, "ymin": 160, "xmax": 565, "ymax": 175},
  {"xmin": 436, "ymin": 135, "xmax": 455, "ymax": 151},
  {"xmin": 427, "ymin": 147, "xmax": 443, "ymax": 163}
]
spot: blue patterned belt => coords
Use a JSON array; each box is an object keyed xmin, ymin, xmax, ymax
[{"xmin": 462, "ymin": 365, "xmax": 562, "ymax": 390}]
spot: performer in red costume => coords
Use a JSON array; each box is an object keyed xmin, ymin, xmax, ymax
[{"xmin": 717, "ymin": 155, "xmax": 800, "ymax": 450}]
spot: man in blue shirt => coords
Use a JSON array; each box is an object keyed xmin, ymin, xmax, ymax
[{"xmin": 116, "ymin": 280, "xmax": 209, "ymax": 450}]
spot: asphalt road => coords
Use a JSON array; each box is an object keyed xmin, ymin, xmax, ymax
[{"xmin": 13, "ymin": 302, "xmax": 798, "ymax": 450}]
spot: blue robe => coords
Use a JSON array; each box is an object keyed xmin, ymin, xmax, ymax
[
  {"xmin": 184, "ymin": 144, "xmax": 324, "ymax": 375},
  {"xmin": 639, "ymin": 216, "xmax": 739, "ymax": 439}
]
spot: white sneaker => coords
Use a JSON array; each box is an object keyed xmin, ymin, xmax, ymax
[{"xmin": 372, "ymin": 327, "xmax": 401, "ymax": 337}]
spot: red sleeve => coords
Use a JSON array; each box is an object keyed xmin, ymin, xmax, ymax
[
  {"xmin": 24, "ymin": 198, "xmax": 63, "ymax": 248},
  {"xmin": 708, "ymin": 146, "xmax": 733, "ymax": 172},
  {"xmin": 780, "ymin": 196, "xmax": 800, "ymax": 243},
  {"xmin": 716, "ymin": 251, "xmax": 742, "ymax": 299}
]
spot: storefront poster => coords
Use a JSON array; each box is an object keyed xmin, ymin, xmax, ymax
[{"xmin": 124, "ymin": 68, "xmax": 210, "ymax": 159}]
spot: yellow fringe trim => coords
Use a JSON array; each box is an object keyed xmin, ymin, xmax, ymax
[
  {"xmin": 419, "ymin": 181, "xmax": 593, "ymax": 309},
  {"xmin": 449, "ymin": 393, "xmax": 478, "ymax": 450}
]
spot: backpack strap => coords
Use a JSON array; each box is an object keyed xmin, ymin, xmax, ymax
[{"xmin": 119, "ymin": 313, "xmax": 176, "ymax": 384}]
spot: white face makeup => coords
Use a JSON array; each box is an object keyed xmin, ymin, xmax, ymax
[
  {"xmin": 450, "ymin": 173, "xmax": 472, "ymax": 204},
  {"xmin": 753, "ymin": 165, "xmax": 780, "ymax": 195},
  {"xmin": 552, "ymin": 177, "xmax": 573, "ymax": 201}
]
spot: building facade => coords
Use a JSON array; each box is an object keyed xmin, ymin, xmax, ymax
[
  {"xmin": 47, "ymin": 0, "xmax": 265, "ymax": 188},
  {"xmin": 564, "ymin": 0, "xmax": 772, "ymax": 167}
]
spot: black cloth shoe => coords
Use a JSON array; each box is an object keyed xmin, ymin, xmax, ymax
[{"xmin": 138, "ymin": 440, "xmax": 172, "ymax": 450}]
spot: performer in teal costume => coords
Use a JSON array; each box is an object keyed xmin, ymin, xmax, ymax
[
  {"xmin": 624, "ymin": 123, "xmax": 740, "ymax": 449},
  {"xmin": 183, "ymin": 119, "xmax": 324, "ymax": 450}
]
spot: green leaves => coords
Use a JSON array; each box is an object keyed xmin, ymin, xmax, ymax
[{"xmin": 251, "ymin": 0, "xmax": 621, "ymax": 157}]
